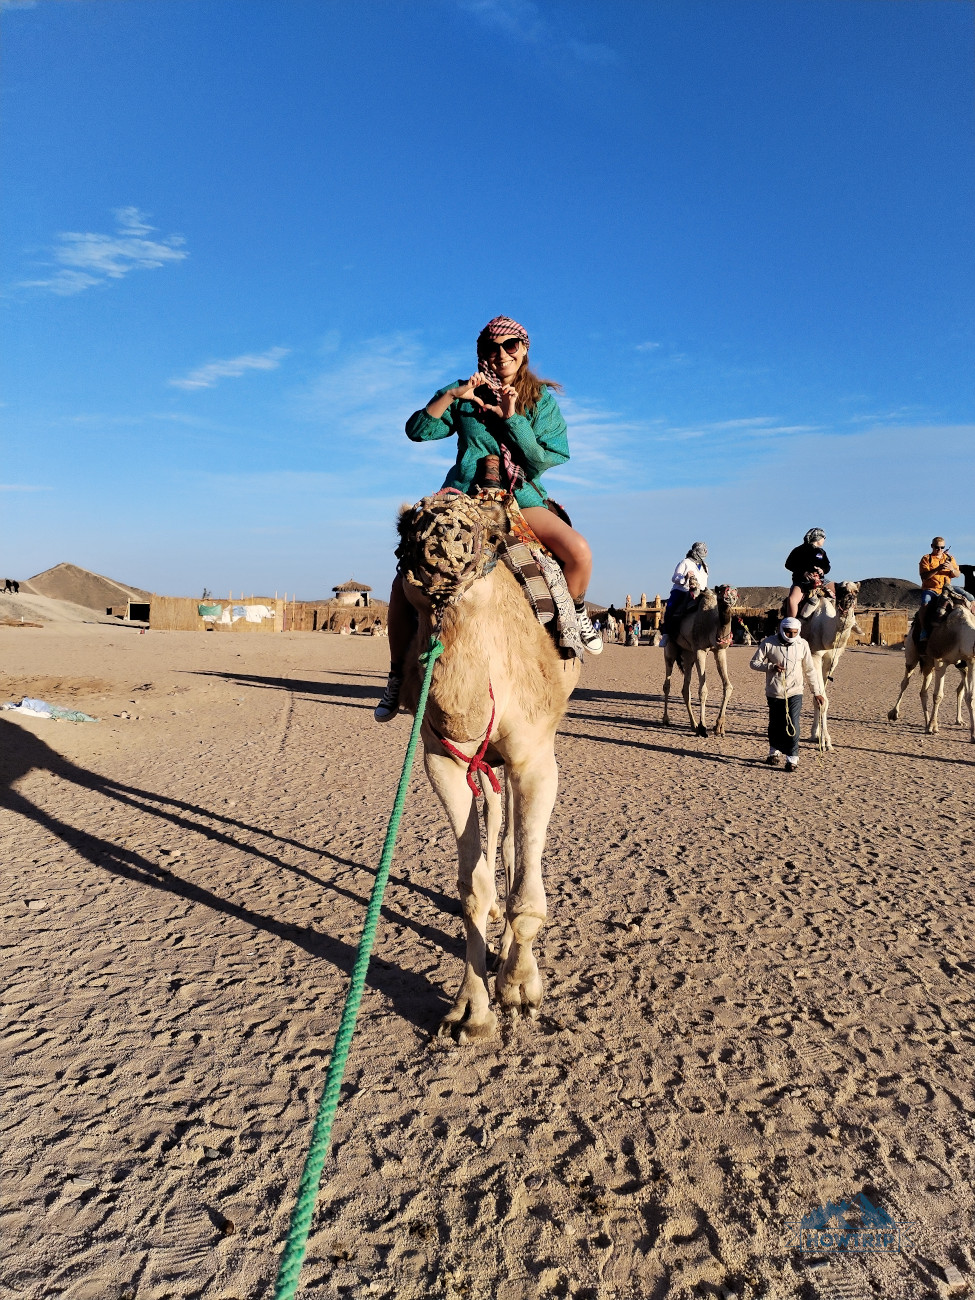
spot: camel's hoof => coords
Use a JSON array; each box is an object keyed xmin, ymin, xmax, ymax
[
  {"xmin": 887, "ymin": 710, "xmax": 898, "ymax": 722},
  {"xmin": 695, "ymin": 724, "xmax": 708, "ymax": 738},
  {"xmin": 495, "ymin": 974, "xmax": 543, "ymax": 1018},
  {"xmin": 438, "ymin": 1008, "xmax": 498, "ymax": 1043}
]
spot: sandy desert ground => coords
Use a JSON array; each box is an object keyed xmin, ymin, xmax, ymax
[{"xmin": 2, "ymin": 624, "xmax": 973, "ymax": 1300}]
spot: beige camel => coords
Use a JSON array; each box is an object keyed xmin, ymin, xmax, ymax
[
  {"xmin": 397, "ymin": 493, "xmax": 581, "ymax": 1041},
  {"xmin": 661, "ymin": 582, "xmax": 738, "ymax": 736},
  {"xmin": 887, "ymin": 600, "xmax": 975, "ymax": 741},
  {"xmin": 796, "ymin": 580, "xmax": 862, "ymax": 751}
]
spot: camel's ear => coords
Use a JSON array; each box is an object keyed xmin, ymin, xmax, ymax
[{"xmin": 398, "ymin": 502, "xmax": 412, "ymax": 519}]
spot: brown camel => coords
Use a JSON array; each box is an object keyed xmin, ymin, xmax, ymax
[
  {"xmin": 397, "ymin": 492, "xmax": 581, "ymax": 1041},
  {"xmin": 795, "ymin": 580, "xmax": 862, "ymax": 751},
  {"xmin": 887, "ymin": 598, "xmax": 975, "ymax": 741},
  {"xmin": 661, "ymin": 582, "xmax": 739, "ymax": 736}
]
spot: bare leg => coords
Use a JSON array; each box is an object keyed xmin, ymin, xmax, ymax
[
  {"xmin": 521, "ymin": 507, "xmax": 592, "ymax": 601},
  {"xmin": 787, "ymin": 584, "xmax": 803, "ymax": 617}
]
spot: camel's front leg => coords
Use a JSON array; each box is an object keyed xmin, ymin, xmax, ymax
[
  {"xmin": 954, "ymin": 669, "xmax": 967, "ymax": 728},
  {"xmin": 424, "ymin": 750, "xmax": 498, "ymax": 1042},
  {"xmin": 963, "ymin": 668, "xmax": 975, "ymax": 743},
  {"xmin": 684, "ymin": 652, "xmax": 706, "ymax": 737},
  {"xmin": 499, "ymin": 773, "xmax": 516, "ymax": 964},
  {"xmin": 816, "ymin": 692, "xmax": 832, "ymax": 751},
  {"xmin": 495, "ymin": 748, "xmax": 558, "ymax": 1018},
  {"xmin": 712, "ymin": 649, "xmax": 734, "ymax": 736},
  {"xmin": 481, "ymin": 767, "xmax": 504, "ymax": 925},
  {"xmin": 661, "ymin": 655, "xmax": 675, "ymax": 726},
  {"xmin": 809, "ymin": 654, "xmax": 829, "ymax": 747},
  {"xmin": 888, "ymin": 654, "xmax": 919, "ymax": 722},
  {"xmin": 923, "ymin": 663, "xmax": 948, "ymax": 735}
]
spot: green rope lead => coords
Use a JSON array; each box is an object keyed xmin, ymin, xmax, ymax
[{"xmin": 273, "ymin": 635, "xmax": 444, "ymax": 1300}]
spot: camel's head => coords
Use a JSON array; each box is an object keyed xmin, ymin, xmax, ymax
[
  {"xmin": 396, "ymin": 492, "xmax": 508, "ymax": 617},
  {"xmin": 836, "ymin": 581, "xmax": 859, "ymax": 613},
  {"xmin": 715, "ymin": 583, "xmax": 739, "ymax": 609}
]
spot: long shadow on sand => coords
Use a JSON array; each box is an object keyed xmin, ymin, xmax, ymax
[
  {"xmin": 560, "ymin": 727, "xmax": 756, "ymax": 767},
  {"xmin": 191, "ymin": 669, "xmax": 376, "ymax": 706},
  {"xmin": 0, "ymin": 718, "xmax": 458, "ymax": 1031}
]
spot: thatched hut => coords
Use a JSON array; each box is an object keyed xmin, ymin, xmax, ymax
[
  {"xmin": 331, "ymin": 579, "xmax": 373, "ymax": 607},
  {"xmin": 283, "ymin": 578, "xmax": 388, "ymax": 633}
]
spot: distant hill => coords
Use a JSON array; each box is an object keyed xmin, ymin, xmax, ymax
[
  {"xmin": 735, "ymin": 586, "xmax": 789, "ymax": 610},
  {"xmin": 20, "ymin": 563, "xmax": 151, "ymax": 612},
  {"xmin": 735, "ymin": 577, "xmax": 923, "ymax": 611},
  {"xmin": 856, "ymin": 577, "xmax": 923, "ymax": 609}
]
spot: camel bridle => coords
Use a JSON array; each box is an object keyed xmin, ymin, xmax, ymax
[{"xmin": 397, "ymin": 493, "xmax": 504, "ymax": 620}]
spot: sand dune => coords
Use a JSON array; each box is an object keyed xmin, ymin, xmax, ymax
[{"xmin": 1, "ymin": 627, "xmax": 972, "ymax": 1299}]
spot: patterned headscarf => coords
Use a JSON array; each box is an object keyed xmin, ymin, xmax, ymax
[
  {"xmin": 476, "ymin": 316, "xmax": 530, "ymax": 392},
  {"xmin": 804, "ymin": 528, "xmax": 826, "ymax": 546}
]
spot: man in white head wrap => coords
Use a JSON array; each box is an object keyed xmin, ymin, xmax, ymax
[{"xmin": 749, "ymin": 616, "xmax": 825, "ymax": 770}]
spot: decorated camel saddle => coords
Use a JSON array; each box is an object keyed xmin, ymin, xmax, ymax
[
  {"xmin": 396, "ymin": 487, "xmax": 586, "ymax": 659},
  {"xmin": 913, "ymin": 587, "xmax": 969, "ymax": 647}
]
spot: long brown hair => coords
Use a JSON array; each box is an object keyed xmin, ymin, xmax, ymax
[{"xmin": 510, "ymin": 358, "xmax": 562, "ymax": 416}]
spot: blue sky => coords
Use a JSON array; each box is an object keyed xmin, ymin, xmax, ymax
[{"xmin": 2, "ymin": 0, "xmax": 973, "ymax": 602}]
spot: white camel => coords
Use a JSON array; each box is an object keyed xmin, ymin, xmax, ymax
[
  {"xmin": 397, "ymin": 493, "xmax": 581, "ymax": 1041},
  {"xmin": 661, "ymin": 582, "xmax": 738, "ymax": 737},
  {"xmin": 887, "ymin": 599, "xmax": 975, "ymax": 742},
  {"xmin": 796, "ymin": 581, "xmax": 862, "ymax": 751}
]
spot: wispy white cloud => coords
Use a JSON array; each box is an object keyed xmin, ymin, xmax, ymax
[
  {"xmin": 660, "ymin": 416, "xmax": 819, "ymax": 442},
  {"xmin": 457, "ymin": 0, "xmax": 616, "ymax": 65},
  {"xmin": 22, "ymin": 207, "xmax": 187, "ymax": 296},
  {"xmin": 295, "ymin": 331, "xmax": 461, "ymax": 443},
  {"xmin": 169, "ymin": 346, "xmax": 291, "ymax": 391},
  {"xmin": 635, "ymin": 341, "xmax": 660, "ymax": 352},
  {"xmin": 0, "ymin": 483, "xmax": 50, "ymax": 491}
]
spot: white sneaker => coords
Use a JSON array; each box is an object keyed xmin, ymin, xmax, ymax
[
  {"xmin": 575, "ymin": 606, "xmax": 603, "ymax": 655},
  {"xmin": 374, "ymin": 673, "xmax": 402, "ymax": 722}
]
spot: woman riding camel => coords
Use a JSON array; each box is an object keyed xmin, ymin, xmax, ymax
[
  {"xmin": 375, "ymin": 315, "xmax": 602, "ymax": 722},
  {"xmin": 785, "ymin": 528, "xmax": 832, "ymax": 618}
]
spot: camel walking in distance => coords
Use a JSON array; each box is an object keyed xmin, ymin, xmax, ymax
[
  {"xmin": 887, "ymin": 600, "xmax": 975, "ymax": 741},
  {"xmin": 797, "ymin": 580, "xmax": 861, "ymax": 751},
  {"xmin": 661, "ymin": 582, "xmax": 738, "ymax": 736},
  {"xmin": 397, "ymin": 493, "xmax": 581, "ymax": 1041}
]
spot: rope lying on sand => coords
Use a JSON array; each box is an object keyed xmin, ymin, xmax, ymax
[{"xmin": 272, "ymin": 634, "xmax": 444, "ymax": 1300}]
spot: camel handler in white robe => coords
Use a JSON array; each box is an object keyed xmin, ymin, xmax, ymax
[{"xmin": 749, "ymin": 617, "xmax": 826, "ymax": 771}]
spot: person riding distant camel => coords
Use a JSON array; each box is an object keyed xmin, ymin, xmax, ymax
[
  {"xmin": 918, "ymin": 537, "xmax": 974, "ymax": 641},
  {"xmin": 785, "ymin": 528, "xmax": 832, "ymax": 618},
  {"xmin": 659, "ymin": 542, "xmax": 708, "ymax": 649},
  {"xmin": 375, "ymin": 316, "xmax": 602, "ymax": 722}
]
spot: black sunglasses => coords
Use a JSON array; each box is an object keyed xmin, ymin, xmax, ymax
[{"xmin": 483, "ymin": 337, "xmax": 523, "ymax": 356}]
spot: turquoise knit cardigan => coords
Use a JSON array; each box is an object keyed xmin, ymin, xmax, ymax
[{"xmin": 405, "ymin": 382, "xmax": 569, "ymax": 509}]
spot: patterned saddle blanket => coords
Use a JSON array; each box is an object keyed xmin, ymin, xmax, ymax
[{"xmin": 475, "ymin": 489, "xmax": 586, "ymax": 660}]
